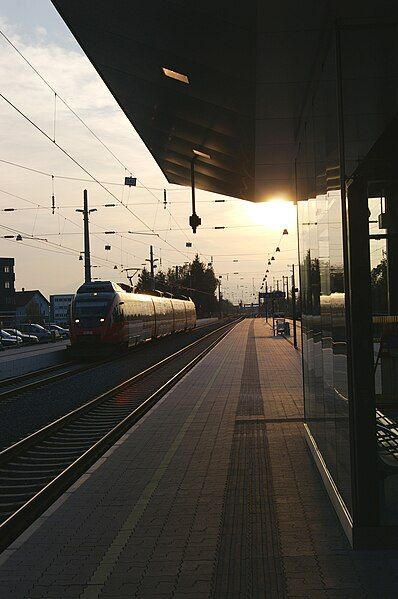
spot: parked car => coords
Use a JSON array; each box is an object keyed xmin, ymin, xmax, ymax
[
  {"xmin": 3, "ymin": 328, "xmax": 39, "ymax": 345},
  {"xmin": 19, "ymin": 323, "xmax": 53, "ymax": 343},
  {"xmin": 48, "ymin": 324, "xmax": 69, "ymax": 339},
  {"xmin": 0, "ymin": 329, "xmax": 23, "ymax": 348}
]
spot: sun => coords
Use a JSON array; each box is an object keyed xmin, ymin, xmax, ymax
[{"xmin": 242, "ymin": 199, "xmax": 296, "ymax": 231}]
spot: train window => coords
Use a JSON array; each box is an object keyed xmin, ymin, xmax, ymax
[{"xmin": 74, "ymin": 300, "xmax": 109, "ymax": 318}]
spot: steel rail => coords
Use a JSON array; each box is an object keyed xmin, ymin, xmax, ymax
[{"xmin": 0, "ymin": 318, "xmax": 240, "ymax": 552}]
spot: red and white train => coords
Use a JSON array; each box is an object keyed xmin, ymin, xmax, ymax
[{"xmin": 69, "ymin": 281, "xmax": 196, "ymax": 356}]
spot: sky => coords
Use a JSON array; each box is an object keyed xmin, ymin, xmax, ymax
[{"xmin": 0, "ymin": 0, "xmax": 298, "ymax": 305}]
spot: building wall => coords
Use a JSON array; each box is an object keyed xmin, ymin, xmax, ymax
[
  {"xmin": 50, "ymin": 294, "xmax": 73, "ymax": 325},
  {"xmin": 0, "ymin": 258, "xmax": 16, "ymax": 317},
  {"xmin": 16, "ymin": 294, "xmax": 50, "ymax": 325}
]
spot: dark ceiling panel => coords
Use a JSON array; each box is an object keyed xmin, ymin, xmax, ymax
[{"xmin": 51, "ymin": 0, "xmax": 256, "ymax": 200}]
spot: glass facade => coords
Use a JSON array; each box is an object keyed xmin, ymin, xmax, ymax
[
  {"xmin": 296, "ymin": 33, "xmax": 352, "ymax": 513},
  {"xmin": 296, "ymin": 18, "xmax": 398, "ymax": 542},
  {"xmin": 298, "ymin": 191, "xmax": 351, "ymax": 511}
]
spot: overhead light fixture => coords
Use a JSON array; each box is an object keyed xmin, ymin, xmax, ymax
[
  {"xmin": 193, "ymin": 149, "xmax": 211, "ymax": 160},
  {"xmin": 162, "ymin": 67, "xmax": 189, "ymax": 84}
]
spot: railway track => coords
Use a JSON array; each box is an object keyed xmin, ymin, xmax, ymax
[
  {"xmin": 0, "ymin": 360, "xmax": 90, "ymax": 399},
  {"xmin": 0, "ymin": 318, "xmax": 239, "ymax": 552},
  {"xmin": 0, "ymin": 319, "xmax": 222, "ymax": 400}
]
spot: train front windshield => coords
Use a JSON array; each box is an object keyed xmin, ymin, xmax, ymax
[{"xmin": 73, "ymin": 299, "xmax": 110, "ymax": 325}]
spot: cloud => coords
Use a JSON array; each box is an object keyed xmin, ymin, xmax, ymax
[{"xmin": 35, "ymin": 25, "xmax": 47, "ymax": 40}]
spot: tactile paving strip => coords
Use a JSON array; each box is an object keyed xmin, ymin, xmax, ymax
[{"xmin": 212, "ymin": 321, "xmax": 286, "ymax": 598}]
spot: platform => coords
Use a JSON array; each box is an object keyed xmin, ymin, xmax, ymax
[
  {"xmin": 0, "ymin": 319, "xmax": 397, "ymax": 598},
  {"xmin": 0, "ymin": 340, "xmax": 69, "ymax": 380}
]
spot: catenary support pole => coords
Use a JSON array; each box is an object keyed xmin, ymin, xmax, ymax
[
  {"xmin": 83, "ymin": 190, "xmax": 91, "ymax": 283},
  {"xmin": 150, "ymin": 245, "xmax": 155, "ymax": 289}
]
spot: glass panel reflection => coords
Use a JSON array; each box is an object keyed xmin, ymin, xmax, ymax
[
  {"xmin": 369, "ymin": 193, "xmax": 398, "ymax": 524},
  {"xmin": 299, "ymin": 191, "xmax": 351, "ymax": 512}
]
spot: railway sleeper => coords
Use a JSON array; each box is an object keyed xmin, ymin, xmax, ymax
[
  {"xmin": 0, "ymin": 465, "xmax": 60, "ymax": 475},
  {"xmin": 9, "ymin": 457, "xmax": 73, "ymax": 468},
  {"xmin": 71, "ymin": 415, "xmax": 126, "ymax": 424},
  {"xmin": 20, "ymin": 455, "xmax": 80, "ymax": 465},
  {"xmin": 40, "ymin": 439, "xmax": 94, "ymax": 449},
  {"xmin": 0, "ymin": 486, "xmax": 44, "ymax": 499},
  {"xmin": 0, "ymin": 473, "xmax": 51, "ymax": 483},
  {"xmin": 64, "ymin": 420, "xmax": 117, "ymax": 428}
]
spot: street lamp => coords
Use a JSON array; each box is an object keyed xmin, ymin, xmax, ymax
[{"xmin": 190, "ymin": 149, "xmax": 211, "ymax": 234}]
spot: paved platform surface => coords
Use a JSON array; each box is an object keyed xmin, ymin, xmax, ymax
[
  {"xmin": 0, "ymin": 340, "xmax": 69, "ymax": 380},
  {"xmin": 0, "ymin": 319, "xmax": 397, "ymax": 598}
]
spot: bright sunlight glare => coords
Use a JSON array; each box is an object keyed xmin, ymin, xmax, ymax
[{"xmin": 242, "ymin": 199, "xmax": 296, "ymax": 231}]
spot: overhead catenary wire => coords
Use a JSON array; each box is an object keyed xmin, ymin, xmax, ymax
[
  {"xmin": 0, "ymin": 158, "xmax": 194, "ymax": 194},
  {"xmin": 0, "ymin": 222, "xmax": 127, "ymax": 267},
  {"xmin": 0, "ymin": 184, "xmax": 150, "ymax": 265},
  {"xmin": 0, "ymin": 28, "xmax": 206, "ymax": 258},
  {"xmin": 0, "ymin": 91, "xmax": 199, "ymax": 265},
  {"xmin": 0, "ymin": 184, "xmax": 193, "ymax": 269}
]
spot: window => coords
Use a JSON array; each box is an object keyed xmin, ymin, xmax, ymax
[
  {"xmin": 4, "ymin": 281, "xmax": 10, "ymax": 289},
  {"xmin": 4, "ymin": 266, "xmax": 10, "ymax": 273}
]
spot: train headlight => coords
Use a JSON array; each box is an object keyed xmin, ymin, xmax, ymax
[
  {"xmin": 100, "ymin": 318, "xmax": 105, "ymax": 322},
  {"xmin": 74, "ymin": 319, "xmax": 80, "ymax": 323}
]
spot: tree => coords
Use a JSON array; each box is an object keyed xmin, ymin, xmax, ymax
[
  {"xmin": 26, "ymin": 300, "xmax": 43, "ymax": 324},
  {"xmin": 371, "ymin": 258, "xmax": 387, "ymax": 314},
  {"xmin": 154, "ymin": 270, "xmax": 168, "ymax": 293},
  {"xmin": 135, "ymin": 255, "xmax": 221, "ymax": 317},
  {"xmin": 179, "ymin": 255, "xmax": 218, "ymax": 317},
  {"xmin": 136, "ymin": 267, "xmax": 153, "ymax": 291}
]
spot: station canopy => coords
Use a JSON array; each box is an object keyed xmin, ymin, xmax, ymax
[{"xmin": 51, "ymin": 1, "xmax": 338, "ymax": 202}]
